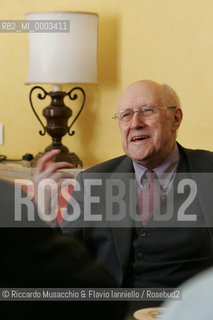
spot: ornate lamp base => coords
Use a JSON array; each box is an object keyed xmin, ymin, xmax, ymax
[{"xmin": 29, "ymin": 86, "xmax": 85, "ymax": 169}]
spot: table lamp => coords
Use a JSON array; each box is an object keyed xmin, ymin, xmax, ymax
[{"xmin": 25, "ymin": 12, "xmax": 98, "ymax": 167}]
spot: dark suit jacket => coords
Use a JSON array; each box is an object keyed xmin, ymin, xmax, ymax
[
  {"xmin": 61, "ymin": 143, "xmax": 213, "ymax": 287},
  {"xmin": 0, "ymin": 180, "xmax": 127, "ymax": 320}
]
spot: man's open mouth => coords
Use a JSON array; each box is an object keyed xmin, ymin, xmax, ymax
[{"xmin": 131, "ymin": 135, "xmax": 150, "ymax": 142}]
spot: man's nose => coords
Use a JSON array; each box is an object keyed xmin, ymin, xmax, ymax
[{"xmin": 130, "ymin": 110, "xmax": 145, "ymax": 128}]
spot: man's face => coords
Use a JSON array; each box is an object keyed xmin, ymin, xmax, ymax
[{"xmin": 117, "ymin": 82, "xmax": 182, "ymax": 168}]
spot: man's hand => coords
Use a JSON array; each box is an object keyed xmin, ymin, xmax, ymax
[{"xmin": 33, "ymin": 149, "xmax": 75, "ymax": 226}]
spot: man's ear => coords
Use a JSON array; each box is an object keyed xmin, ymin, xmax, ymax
[{"xmin": 172, "ymin": 108, "xmax": 183, "ymax": 131}]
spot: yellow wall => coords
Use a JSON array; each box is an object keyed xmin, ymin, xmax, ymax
[{"xmin": 1, "ymin": 0, "xmax": 213, "ymax": 168}]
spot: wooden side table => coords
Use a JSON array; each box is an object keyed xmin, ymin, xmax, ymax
[{"xmin": 0, "ymin": 161, "xmax": 82, "ymax": 180}]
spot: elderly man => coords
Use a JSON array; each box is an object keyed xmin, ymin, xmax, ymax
[{"xmin": 34, "ymin": 80, "xmax": 213, "ymax": 290}]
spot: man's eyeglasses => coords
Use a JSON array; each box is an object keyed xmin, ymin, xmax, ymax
[{"xmin": 112, "ymin": 105, "xmax": 177, "ymax": 122}]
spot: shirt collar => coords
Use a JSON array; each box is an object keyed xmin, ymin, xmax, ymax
[{"xmin": 133, "ymin": 143, "xmax": 180, "ymax": 188}]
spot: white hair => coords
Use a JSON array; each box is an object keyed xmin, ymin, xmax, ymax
[{"xmin": 161, "ymin": 84, "xmax": 181, "ymax": 108}]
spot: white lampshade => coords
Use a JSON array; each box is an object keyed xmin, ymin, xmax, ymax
[{"xmin": 25, "ymin": 12, "xmax": 98, "ymax": 84}]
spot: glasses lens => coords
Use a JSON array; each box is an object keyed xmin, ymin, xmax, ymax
[
  {"xmin": 119, "ymin": 110, "xmax": 133, "ymax": 121},
  {"xmin": 140, "ymin": 106, "xmax": 156, "ymax": 118}
]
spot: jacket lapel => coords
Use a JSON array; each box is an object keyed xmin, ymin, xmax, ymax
[
  {"xmin": 109, "ymin": 156, "xmax": 136, "ymax": 281},
  {"xmin": 178, "ymin": 143, "xmax": 213, "ymax": 240}
]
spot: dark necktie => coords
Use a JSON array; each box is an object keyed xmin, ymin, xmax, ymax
[{"xmin": 137, "ymin": 169, "xmax": 160, "ymax": 226}]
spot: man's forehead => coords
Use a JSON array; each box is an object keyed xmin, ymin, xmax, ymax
[{"xmin": 117, "ymin": 82, "xmax": 162, "ymax": 110}]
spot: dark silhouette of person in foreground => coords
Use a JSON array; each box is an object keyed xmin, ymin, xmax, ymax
[{"xmin": 0, "ymin": 179, "xmax": 127, "ymax": 320}]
